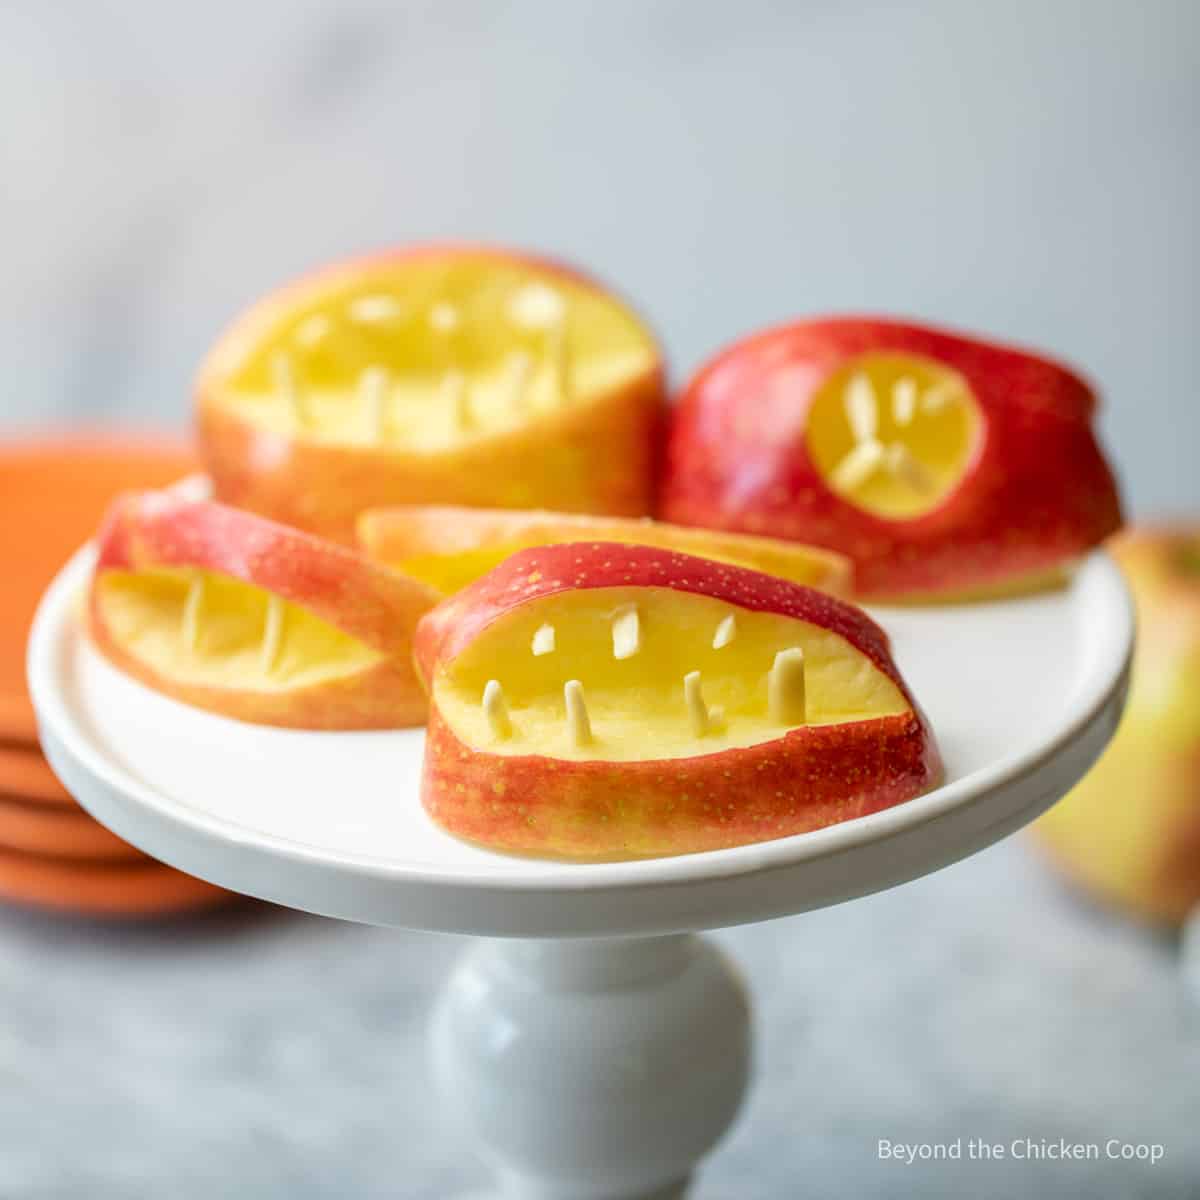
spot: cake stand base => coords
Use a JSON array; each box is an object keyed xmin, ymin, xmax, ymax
[{"xmin": 432, "ymin": 934, "xmax": 750, "ymax": 1199}]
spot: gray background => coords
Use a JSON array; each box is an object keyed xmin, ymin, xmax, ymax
[{"xmin": 1, "ymin": 2, "xmax": 1198, "ymax": 1197}]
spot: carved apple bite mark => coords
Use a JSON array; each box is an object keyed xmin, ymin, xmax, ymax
[
  {"xmin": 483, "ymin": 680, "xmax": 512, "ymax": 741},
  {"xmin": 181, "ymin": 572, "xmax": 204, "ymax": 652},
  {"xmin": 712, "ymin": 612, "xmax": 737, "ymax": 649},
  {"xmin": 428, "ymin": 301, "xmax": 460, "ymax": 336},
  {"xmin": 611, "ymin": 604, "xmax": 640, "ymax": 659},
  {"xmin": 197, "ymin": 246, "xmax": 664, "ymax": 541},
  {"xmin": 564, "ymin": 680, "xmax": 592, "ymax": 747},
  {"xmin": 270, "ymin": 350, "xmax": 306, "ymax": 427},
  {"xmin": 768, "ymin": 648, "xmax": 807, "ymax": 725},
  {"xmin": 416, "ymin": 543, "xmax": 941, "ymax": 859},
  {"xmin": 295, "ymin": 314, "xmax": 332, "ymax": 347},
  {"xmin": 439, "ymin": 368, "xmax": 470, "ymax": 432},
  {"xmin": 88, "ymin": 493, "xmax": 439, "ymax": 729},
  {"xmin": 348, "ymin": 294, "xmax": 405, "ymax": 325},
  {"xmin": 261, "ymin": 594, "xmax": 286, "ymax": 673},
  {"xmin": 683, "ymin": 671, "xmax": 710, "ymax": 736},
  {"xmin": 503, "ymin": 350, "xmax": 534, "ymax": 412},
  {"xmin": 844, "ymin": 373, "xmax": 878, "ymax": 442},
  {"xmin": 359, "ymin": 366, "xmax": 392, "ymax": 441},
  {"xmin": 531, "ymin": 622, "xmax": 555, "ymax": 656}
]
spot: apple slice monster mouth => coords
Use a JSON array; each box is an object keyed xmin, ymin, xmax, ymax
[
  {"xmin": 434, "ymin": 586, "xmax": 908, "ymax": 762},
  {"xmin": 215, "ymin": 257, "xmax": 657, "ymax": 451},
  {"xmin": 94, "ymin": 568, "xmax": 382, "ymax": 692},
  {"xmin": 416, "ymin": 543, "xmax": 941, "ymax": 860},
  {"xmin": 196, "ymin": 246, "xmax": 666, "ymax": 541},
  {"xmin": 88, "ymin": 493, "xmax": 439, "ymax": 729}
]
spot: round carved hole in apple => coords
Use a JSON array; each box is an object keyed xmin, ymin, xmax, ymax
[{"xmin": 806, "ymin": 352, "xmax": 982, "ymax": 519}]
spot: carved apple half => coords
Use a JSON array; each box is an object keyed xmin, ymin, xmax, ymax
[
  {"xmin": 415, "ymin": 543, "xmax": 941, "ymax": 859},
  {"xmin": 88, "ymin": 492, "xmax": 439, "ymax": 729},
  {"xmin": 197, "ymin": 244, "xmax": 665, "ymax": 541},
  {"xmin": 659, "ymin": 316, "xmax": 1123, "ymax": 600}
]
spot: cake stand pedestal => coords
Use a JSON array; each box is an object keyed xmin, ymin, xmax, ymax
[{"xmin": 29, "ymin": 549, "xmax": 1132, "ymax": 1199}]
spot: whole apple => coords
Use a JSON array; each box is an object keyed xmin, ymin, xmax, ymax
[{"xmin": 1035, "ymin": 527, "xmax": 1200, "ymax": 923}]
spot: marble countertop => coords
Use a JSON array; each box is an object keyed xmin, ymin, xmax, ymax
[{"xmin": 0, "ymin": 836, "xmax": 1196, "ymax": 1199}]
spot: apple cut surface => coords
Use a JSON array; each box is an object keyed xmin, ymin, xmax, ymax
[
  {"xmin": 197, "ymin": 245, "xmax": 665, "ymax": 541},
  {"xmin": 88, "ymin": 493, "xmax": 438, "ymax": 729},
  {"xmin": 417, "ymin": 543, "xmax": 940, "ymax": 860},
  {"xmin": 357, "ymin": 505, "xmax": 852, "ymax": 597},
  {"xmin": 660, "ymin": 316, "xmax": 1123, "ymax": 600}
]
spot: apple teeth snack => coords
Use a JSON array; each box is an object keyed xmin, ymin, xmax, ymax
[
  {"xmin": 659, "ymin": 316, "xmax": 1123, "ymax": 601},
  {"xmin": 414, "ymin": 543, "xmax": 941, "ymax": 860},
  {"xmin": 87, "ymin": 492, "xmax": 440, "ymax": 729},
  {"xmin": 357, "ymin": 504, "xmax": 852, "ymax": 598},
  {"xmin": 196, "ymin": 244, "xmax": 666, "ymax": 542}
]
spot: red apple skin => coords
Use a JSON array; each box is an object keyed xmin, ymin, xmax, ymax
[
  {"xmin": 659, "ymin": 316, "xmax": 1124, "ymax": 600},
  {"xmin": 417, "ymin": 543, "xmax": 941, "ymax": 859},
  {"xmin": 89, "ymin": 492, "xmax": 440, "ymax": 729},
  {"xmin": 197, "ymin": 243, "xmax": 666, "ymax": 543}
]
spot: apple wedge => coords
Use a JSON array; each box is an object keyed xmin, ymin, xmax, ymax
[
  {"xmin": 358, "ymin": 505, "xmax": 852, "ymax": 597},
  {"xmin": 197, "ymin": 244, "xmax": 665, "ymax": 542},
  {"xmin": 88, "ymin": 492, "xmax": 440, "ymax": 729},
  {"xmin": 415, "ymin": 543, "xmax": 940, "ymax": 860},
  {"xmin": 660, "ymin": 316, "xmax": 1123, "ymax": 600}
]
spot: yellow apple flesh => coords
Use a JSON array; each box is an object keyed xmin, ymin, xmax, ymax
[{"xmin": 196, "ymin": 245, "xmax": 665, "ymax": 541}]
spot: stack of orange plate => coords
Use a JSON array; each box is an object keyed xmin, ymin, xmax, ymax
[{"xmin": 0, "ymin": 436, "xmax": 233, "ymax": 917}]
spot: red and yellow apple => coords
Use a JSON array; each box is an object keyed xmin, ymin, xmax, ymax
[
  {"xmin": 1034, "ymin": 527, "xmax": 1200, "ymax": 924},
  {"xmin": 659, "ymin": 316, "xmax": 1123, "ymax": 600},
  {"xmin": 414, "ymin": 542, "xmax": 941, "ymax": 860},
  {"xmin": 88, "ymin": 492, "xmax": 440, "ymax": 729},
  {"xmin": 197, "ymin": 244, "xmax": 665, "ymax": 542},
  {"xmin": 357, "ymin": 504, "xmax": 852, "ymax": 597}
]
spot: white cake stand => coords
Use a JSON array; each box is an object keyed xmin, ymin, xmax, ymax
[{"xmin": 29, "ymin": 546, "xmax": 1132, "ymax": 1200}]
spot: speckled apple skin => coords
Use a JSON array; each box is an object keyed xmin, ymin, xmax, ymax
[
  {"xmin": 88, "ymin": 492, "xmax": 439, "ymax": 729},
  {"xmin": 659, "ymin": 316, "xmax": 1123, "ymax": 600},
  {"xmin": 416, "ymin": 543, "xmax": 941, "ymax": 860},
  {"xmin": 196, "ymin": 243, "xmax": 666, "ymax": 543}
]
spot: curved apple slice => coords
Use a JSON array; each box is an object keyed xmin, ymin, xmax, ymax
[
  {"xmin": 416, "ymin": 543, "xmax": 940, "ymax": 860},
  {"xmin": 197, "ymin": 244, "xmax": 665, "ymax": 541},
  {"xmin": 88, "ymin": 493, "xmax": 439, "ymax": 729},
  {"xmin": 660, "ymin": 316, "xmax": 1123, "ymax": 600},
  {"xmin": 358, "ymin": 505, "xmax": 852, "ymax": 597}
]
